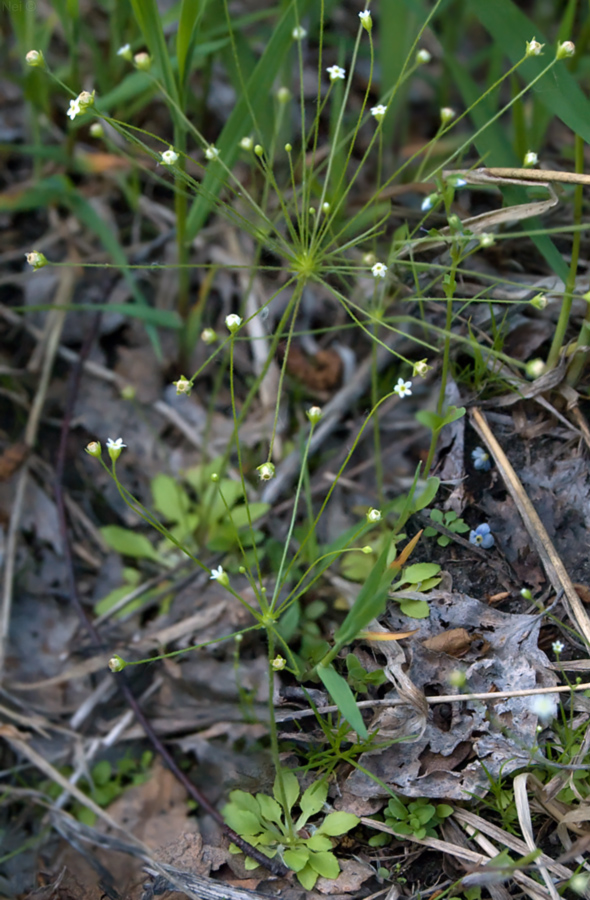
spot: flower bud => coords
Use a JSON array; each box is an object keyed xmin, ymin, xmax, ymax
[
  {"xmin": 254, "ymin": 144, "xmax": 264, "ymax": 157},
  {"xmin": 557, "ymin": 40, "xmax": 575, "ymax": 59},
  {"xmin": 292, "ymin": 25, "xmax": 307, "ymax": 40},
  {"xmin": 25, "ymin": 50, "xmax": 45, "ymax": 68},
  {"xmin": 134, "ymin": 52, "xmax": 151, "ymax": 71},
  {"xmin": 271, "ymin": 655, "xmax": 286, "ymax": 671},
  {"xmin": 239, "ymin": 136, "xmax": 253, "ymax": 151},
  {"xmin": 307, "ymin": 406, "xmax": 322, "ymax": 425},
  {"xmin": 89, "ymin": 122, "xmax": 104, "ymax": 138},
  {"xmin": 225, "ymin": 314, "xmax": 242, "ymax": 333},
  {"xmin": 25, "ymin": 251, "xmax": 48, "ymax": 270},
  {"xmin": 85, "ymin": 441, "xmax": 102, "ymax": 458},
  {"xmin": 277, "ymin": 86, "xmax": 290, "ymax": 104},
  {"xmin": 530, "ymin": 293, "xmax": 547, "ymax": 310},
  {"xmin": 109, "ymin": 655, "xmax": 126, "ymax": 672},
  {"xmin": 523, "ymin": 150, "xmax": 538, "ymax": 167},
  {"xmin": 201, "ymin": 327, "xmax": 218, "ymax": 344},
  {"xmin": 366, "ymin": 508, "xmax": 382, "ymax": 523},
  {"xmin": 257, "ymin": 462, "xmax": 275, "ymax": 481},
  {"xmin": 440, "ymin": 107, "xmax": 455, "ymax": 125},
  {"xmin": 416, "ymin": 49, "xmax": 431, "ymax": 65}
]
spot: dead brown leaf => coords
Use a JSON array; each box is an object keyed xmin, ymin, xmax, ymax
[{"xmin": 422, "ymin": 627, "xmax": 473, "ymax": 657}]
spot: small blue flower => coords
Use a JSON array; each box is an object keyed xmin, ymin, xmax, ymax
[
  {"xmin": 469, "ymin": 523, "xmax": 494, "ymax": 549},
  {"xmin": 472, "ymin": 446, "xmax": 491, "ymax": 471}
]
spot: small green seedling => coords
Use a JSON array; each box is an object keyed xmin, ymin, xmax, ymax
[
  {"xmin": 369, "ymin": 795, "xmax": 453, "ymax": 846},
  {"xmin": 345, "ymin": 654, "xmax": 387, "ymax": 693},
  {"xmin": 424, "ymin": 509, "xmax": 470, "ymax": 546},
  {"xmin": 390, "ymin": 562, "xmax": 443, "ymax": 618},
  {"xmin": 223, "ymin": 771, "xmax": 359, "ymax": 890},
  {"xmin": 44, "ymin": 752, "xmax": 154, "ymax": 826}
]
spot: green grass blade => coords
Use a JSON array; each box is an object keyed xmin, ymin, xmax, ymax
[
  {"xmin": 177, "ymin": 0, "xmax": 210, "ymax": 91},
  {"xmin": 446, "ymin": 53, "xmax": 569, "ymax": 282},
  {"xmin": 185, "ymin": 0, "xmax": 312, "ymax": 242},
  {"xmin": 469, "ymin": 0, "xmax": 590, "ymax": 145},
  {"xmin": 332, "ymin": 536, "xmax": 394, "ymax": 649},
  {"xmin": 317, "ymin": 662, "xmax": 368, "ymax": 740},
  {"xmin": 2, "ymin": 175, "xmax": 162, "ymax": 354},
  {"xmin": 128, "ymin": 0, "xmax": 179, "ymax": 105}
]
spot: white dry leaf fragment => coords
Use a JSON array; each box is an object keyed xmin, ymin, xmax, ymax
[{"xmin": 345, "ymin": 590, "xmax": 558, "ymax": 800}]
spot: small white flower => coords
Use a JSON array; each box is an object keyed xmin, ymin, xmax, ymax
[
  {"xmin": 67, "ymin": 98, "xmax": 81, "ymax": 120},
  {"xmin": 552, "ymin": 640, "xmax": 565, "ymax": 655},
  {"xmin": 117, "ymin": 44, "xmax": 132, "ymax": 60},
  {"xmin": 326, "ymin": 65, "xmax": 346, "ymax": 81},
  {"xmin": 393, "ymin": 377, "xmax": 412, "ymax": 398},
  {"xmin": 239, "ymin": 136, "xmax": 253, "ymax": 151},
  {"xmin": 526, "ymin": 38, "xmax": 544, "ymax": 57},
  {"xmin": 25, "ymin": 251, "xmax": 48, "ymax": 270},
  {"xmin": 106, "ymin": 437, "xmax": 126, "ymax": 461},
  {"xmin": 292, "ymin": 25, "xmax": 307, "ymax": 40},
  {"xmin": 371, "ymin": 262, "xmax": 387, "ymax": 278},
  {"xmin": 412, "ymin": 359, "xmax": 430, "ymax": 378},
  {"xmin": 523, "ymin": 150, "xmax": 538, "ymax": 167},
  {"xmin": 210, "ymin": 565, "xmax": 229, "ymax": 587},
  {"xmin": 472, "ymin": 446, "xmax": 491, "ymax": 471},
  {"xmin": 362, "ymin": 252, "xmax": 376, "ymax": 266},
  {"xmin": 173, "ymin": 375, "xmax": 191, "ymax": 395},
  {"xmin": 359, "ymin": 9, "xmax": 372, "ymax": 31},
  {"xmin": 416, "ymin": 48, "xmax": 431, "ymax": 65},
  {"xmin": 479, "ymin": 233, "xmax": 495, "ymax": 248},
  {"xmin": 529, "ymin": 694, "xmax": 558, "ymax": 725},
  {"xmin": 307, "ymin": 406, "xmax": 322, "ymax": 425},
  {"xmin": 370, "ymin": 104, "xmax": 387, "ymax": 122},
  {"xmin": 161, "ymin": 147, "xmax": 179, "ymax": 166},
  {"xmin": 271, "ymin": 655, "xmax": 286, "ymax": 671},
  {"xmin": 557, "ymin": 40, "xmax": 575, "ymax": 59},
  {"xmin": 366, "ymin": 508, "xmax": 382, "ymax": 523},
  {"xmin": 225, "ymin": 314, "xmax": 242, "ymax": 332},
  {"xmin": 257, "ymin": 462, "xmax": 275, "ymax": 481},
  {"xmin": 205, "ymin": 145, "xmax": 220, "ymax": 161},
  {"xmin": 440, "ymin": 106, "xmax": 455, "ymax": 124}
]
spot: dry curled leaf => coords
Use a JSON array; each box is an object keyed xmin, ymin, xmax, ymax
[
  {"xmin": 422, "ymin": 627, "xmax": 473, "ymax": 657},
  {"xmin": 0, "ymin": 441, "xmax": 29, "ymax": 481}
]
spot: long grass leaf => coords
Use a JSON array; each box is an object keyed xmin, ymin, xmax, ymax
[
  {"xmin": 185, "ymin": 0, "xmax": 312, "ymax": 242},
  {"xmin": 446, "ymin": 53, "xmax": 568, "ymax": 281},
  {"xmin": 317, "ymin": 663, "xmax": 368, "ymax": 740},
  {"xmin": 333, "ymin": 536, "xmax": 394, "ymax": 649}
]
